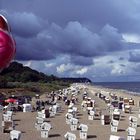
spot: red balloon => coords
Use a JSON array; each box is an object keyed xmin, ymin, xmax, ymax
[{"xmin": 0, "ymin": 14, "xmax": 16, "ymax": 69}]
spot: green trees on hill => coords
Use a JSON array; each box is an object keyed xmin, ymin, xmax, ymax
[
  {"xmin": 0, "ymin": 76, "xmax": 7, "ymax": 88},
  {"xmin": 0, "ymin": 62, "xmax": 58, "ymax": 83}
]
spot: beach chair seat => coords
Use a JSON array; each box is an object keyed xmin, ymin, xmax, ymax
[
  {"xmin": 101, "ymin": 115, "xmax": 110, "ymax": 125},
  {"xmin": 124, "ymin": 98, "xmax": 129, "ymax": 104},
  {"xmin": 105, "ymin": 97, "xmax": 110, "ymax": 103},
  {"xmin": 111, "ymin": 100, "xmax": 119, "ymax": 108},
  {"xmin": 129, "ymin": 99, "xmax": 134, "ymax": 105},
  {"xmin": 93, "ymin": 108, "xmax": 101, "ymax": 120},
  {"xmin": 44, "ymin": 109, "xmax": 50, "ymax": 118},
  {"xmin": 112, "ymin": 110, "xmax": 121, "ymax": 121},
  {"xmin": 129, "ymin": 116, "xmax": 137, "ymax": 128},
  {"xmin": 124, "ymin": 105, "xmax": 131, "ymax": 113}
]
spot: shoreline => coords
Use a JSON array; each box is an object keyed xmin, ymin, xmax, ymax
[{"xmin": 88, "ymin": 83, "xmax": 140, "ymax": 96}]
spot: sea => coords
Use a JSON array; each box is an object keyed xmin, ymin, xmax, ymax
[{"xmin": 93, "ymin": 82, "xmax": 140, "ymax": 95}]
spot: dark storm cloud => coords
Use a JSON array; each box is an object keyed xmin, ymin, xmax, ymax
[
  {"xmin": 2, "ymin": 0, "xmax": 140, "ymax": 33},
  {"xmin": 8, "ymin": 12, "xmax": 45, "ymax": 38},
  {"xmin": 15, "ymin": 36, "xmax": 56, "ymax": 60},
  {"xmin": 129, "ymin": 51, "xmax": 140, "ymax": 62},
  {"xmin": 11, "ymin": 18, "xmax": 125, "ymax": 61},
  {"xmin": 1, "ymin": 0, "xmax": 140, "ymax": 66},
  {"xmin": 100, "ymin": 24, "xmax": 124, "ymax": 51}
]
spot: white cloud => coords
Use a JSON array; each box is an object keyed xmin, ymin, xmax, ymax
[
  {"xmin": 111, "ymin": 65, "xmax": 125, "ymax": 75},
  {"xmin": 123, "ymin": 34, "xmax": 140, "ymax": 43},
  {"xmin": 76, "ymin": 67, "xmax": 88, "ymax": 75},
  {"xmin": 24, "ymin": 61, "xmax": 32, "ymax": 67},
  {"xmin": 45, "ymin": 62, "xmax": 55, "ymax": 68},
  {"xmin": 56, "ymin": 63, "xmax": 73, "ymax": 73}
]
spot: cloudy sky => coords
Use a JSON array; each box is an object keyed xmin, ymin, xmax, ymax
[{"xmin": 1, "ymin": 0, "xmax": 140, "ymax": 82}]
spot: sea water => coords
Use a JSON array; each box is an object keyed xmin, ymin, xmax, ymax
[{"xmin": 94, "ymin": 82, "xmax": 140, "ymax": 95}]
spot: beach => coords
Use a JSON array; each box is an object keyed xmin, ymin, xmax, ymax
[{"xmin": 1, "ymin": 83, "xmax": 140, "ymax": 140}]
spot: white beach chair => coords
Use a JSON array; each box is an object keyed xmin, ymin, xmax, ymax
[
  {"xmin": 66, "ymin": 113, "xmax": 73, "ymax": 124},
  {"xmin": 23, "ymin": 104, "xmax": 32, "ymax": 112},
  {"xmin": 10, "ymin": 130, "xmax": 21, "ymax": 140},
  {"xmin": 127, "ymin": 127, "xmax": 136, "ymax": 140},
  {"xmin": 124, "ymin": 105, "xmax": 131, "ymax": 113},
  {"xmin": 64, "ymin": 132, "xmax": 76, "ymax": 140},
  {"xmin": 111, "ymin": 120, "xmax": 119, "ymax": 132},
  {"xmin": 3, "ymin": 114, "xmax": 12, "ymax": 121},
  {"xmin": 68, "ymin": 102, "xmax": 74, "ymax": 109},
  {"xmin": 41, "ymin": 122, "xmax": 51, "ymax": 138},
  {"xmin": 72, "ymin": 107, "xmax": 77, "ymax": 117},
  {"xmin": 70, "ymin": 118, "xmax": 78, "ymax": 131},
  {"xmin": 129, "ymin": 99, "xmax": 134, "ymax": 105},
  {"xmin": 6, "ymin": 111, "xmax": 13, "ymax": 116},
  {"xmin": 112, "ymin": 109, "xmax": 121, "ymax": 121},
  {"xmin": 79, "ymin": 124, "xmax": 88, "ymax": 139},
  {"xmin": 129, "ymin": 116, "xmax": 137, "ymax": 128},
  {"xmin": 88, "ymin": 110, "xmax": 94, "ymax": 120},
  {"xmin": 38, "ymin": 111, "xmax": 45, "ymax": 119},
  {"xmin": 35, "ymin": 117, "xmax": 44, "ymax": 130},
  {"xmin": 93, "ymin": 108, "xmax": 101, "ymax": 120},
  {"xmin": 49, "ymin": 106, "xmax": 56, "ymax": 117}
]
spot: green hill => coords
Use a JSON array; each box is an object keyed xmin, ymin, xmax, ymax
[
  {"xmin": 0, "ymin": 62, "xmax": 58, "ymax": 83},
  {"xmin": 0, "ymin": 61, "xmax": 91, "ymax": 83}
]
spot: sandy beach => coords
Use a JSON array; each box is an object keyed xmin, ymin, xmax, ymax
[{"xmin": 1, "ymin": 83, "xmax": 140, "ymax": 140}]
